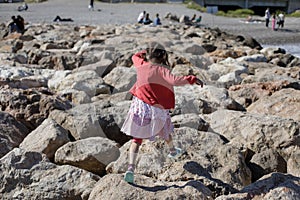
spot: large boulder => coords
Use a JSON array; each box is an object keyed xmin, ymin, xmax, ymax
[
  {"xmin": 49, "ymin": 104, "xmax": 106, "ymax": 140},
  {"xmin": 0, "ymin": 87, "xmax": 72, "ymax": 130},
  {"xmin": 247, "ymin": 88, "xmax": 300, "ymax": 121},
  {"xmin": 208, "ymin": 109, "xmax": 300, "ymax": 181},
  {"xmin": 55, "ymin": 70, "xmax": 104, "ymax": 97},
  {"xmin": 215, "ymin": 173, "xmax": 300, "ymax": 200},
  {"xmin": 88, "ymin": 174, "xmax": 213, "ymax": 200},
  {"xmin": 19, "ymin": 118, "xmax": 70, "ymax": 161},
  {"xmin": 174, "ymin": 85, "xmax": 245, "ymax": 115},
  {"xmin": 228, "ymin": 80, "xmax": 295, "ymax": 108},
  {"xmin": 55, "ymin": 137, "xmax": 120, "ymax": 176},
  {"xmin": 0, "ymin": 112, "xmax": 30, "ymax": 158},
  {"xmin": 107, "ymin": 127, "xmax": 251, "ymax": 189},
  {"xmin": 103, "ymin": 66, "xmax": 136, "ymax": 93},
  {"xmin": 0, "ymin": 148, "xmax": 99, "ymax": 200}
]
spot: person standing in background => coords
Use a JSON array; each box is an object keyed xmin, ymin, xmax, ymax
[
  {"xmin": 89, "ymin": 0, "xmax": 94, "ymax": 11},
  {"xmin": 265, "ymin": 8, "xmax": 270, "ymax": 27},
  {"xmin": 278, "ymin": 12, "xmax": 285, "ymax": 28},
  {"xmin": 271, "ymin": 13, "xmax": 276, "ymax": 31}
]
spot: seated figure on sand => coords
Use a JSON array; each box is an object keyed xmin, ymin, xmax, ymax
[
  {"xmin": 137, "ymin": 11, "xmax": 146, "ymax": 23},
  {"xmin": 143, "ymin": 13, "xmax": 152, "ymax": 25},
  {"xmin": 153, "ymin": 13, "xmax": 162, "ymax": 26}
]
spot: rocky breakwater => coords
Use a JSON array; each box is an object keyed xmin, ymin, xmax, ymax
[{"xmin": 0, "ymin": 22, "xmax": 299, "ymax": 200}]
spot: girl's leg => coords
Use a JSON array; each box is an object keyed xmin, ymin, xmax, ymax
[
  {"xmin": 127, "ymin": 138, "xmax": 142, "ymax": 172},
  {"xmin": 124, "ymin": 138, "xmax": 142, "ymax": 183},
  {"xmin": 165, "ymin": 134, "xmax": 183, "ymax": 158},
  {"xmin": 165, "ymin": 134, "xmax": 175, "ymax": 152}
]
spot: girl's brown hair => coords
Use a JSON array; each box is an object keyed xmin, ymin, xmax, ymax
[{"xmin": 146, "ymin": 42, "xmax": 169, "ymax": 66}]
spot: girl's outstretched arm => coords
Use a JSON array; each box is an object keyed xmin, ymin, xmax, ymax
[{"xmin": 132, "ymin": 50, "xmax": 147, "ymax": 67}]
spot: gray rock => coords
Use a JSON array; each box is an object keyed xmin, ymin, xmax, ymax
[
  {"xmin": 215, "ymin": 173, "xmax": 300, "ymax": 200},
  {"xmin": 208, "ymin": 109, "xmax": 300, "ymax": 162},
  {"xmin": 287, "ymin": 148, "xmax": 300, "ymax": 177},
  {"xmin": 103, "ymin": 66, "xmax": 136, "ymax": 93},
  {"xmin": 19, "ymin": 118, "xmax": 70, "ymax": 161},
  {"xmin": 107, "ymin": 127, "xmax": 251, "ymax": 189},
  {"xmin": 89, "ymin": 174, "xmax": 213, "ymax": 200},
  {"xmin": 0, "ymin": 112, "xmax": 29, "ymax": 158},
  {"xmin": 0, "ymin": 148, "xmax": 99, "ymax": 200},
  {"xmin": 56, "ymin": 70, "xmax": 104, "ymax": 97},
  {"xmin": 249, "ymin": 148, "xmax": 287, "ymax": 182},
  {"xmin": 55, "ymin": 137, "xmax": 120, "ymax": 176},
  {"xmin": 247, "ymin": 88, "xmax": 300, "ymax": 121},
  {"xmin": 49, "ymin": 104, "xmax": 106, "ymax": 140},
  {"xmin": 171, "ymin": 113, "xmax": 209, "ymax": 131}
]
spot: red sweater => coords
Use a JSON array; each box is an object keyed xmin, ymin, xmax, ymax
[{"xmin": 130, "ymin": 51, "xmax": 197, "ymax": 109}]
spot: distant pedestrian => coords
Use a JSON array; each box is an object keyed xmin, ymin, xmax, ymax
[
  {"xmin": 278, "ymin": 12, "xmax": 285, "ymax": 28},
  {"xmin": 265, "ymin": 8, "xmax": 270, "ymax": 27},
  {"xmin": 271, "ymin": 13, "xmax": 276, "ymax": 31},
  {"xmin": 89, "ymin": 0, "xmax": 94, "ymax": 11}
]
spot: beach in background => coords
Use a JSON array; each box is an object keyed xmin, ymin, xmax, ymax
[{"xmin": 1, "ymin": 0, "xmax": 299, "ymax": 57}]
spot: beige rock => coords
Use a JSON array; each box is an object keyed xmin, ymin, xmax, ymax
[
  {"xmin": 49, "ymin": 104, "xmax": 106, "ymax": 140},
  {"xmin": 19, "ymin": 118, "xmax": 70, "ymax": 161},
  {"xmin": 208, "ymin": 109, "xmax": 299, "ymax": 161},
  {"xmin": 55, "ymin": 137, "xmax": 120, "ymax": 176},
  {"xmin": 215, "ymin": 173, "xmax": 300, "ymax": 200},
  {"xmin": 88, "ymin": 174, "xmax": 213, "ymax": 200},
  {"xmin": 0, "ymin": 112, "xmax": 29, "ymax": 158},
  {"xmin": 103, "ymin": 66, "xmax": 136, "ymax": 93},
  {"xmin": 287, "ymin": 148, "xmax": 300, "ymax": 177},
  {"xmin": 247, "ymin": 88, "xmax": 300, "ymax": 121},
  {"xmin": 0, "ymin": 148, "xmax": 99, "ymax": 200}
]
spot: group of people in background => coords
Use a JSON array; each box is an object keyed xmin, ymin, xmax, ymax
[
  {"xmin": 265, "ymin": 8, "xmax": 285, "ymax": 31},
  {"xmin": 137, "ymin": 11, "xmax": 161, "ymax": 26},
  {"xmin": 137, "ymin": 11, "xmax": 202, "ymax": 26},
  {"xmin": 7, "ymin": 15, "xmax": 25, "ymax": 34}
]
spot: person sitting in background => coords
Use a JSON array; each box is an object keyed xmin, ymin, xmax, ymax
[
  {"xmin": 153, "ymin": 13, "xmax": 162, "ymax": 26},
  {"xmin": 8, "ymin": 16, "xmax": 18, "ymax": 33},
  {"xmin": 137, "ymin": 11, "xmax": 146, "ymax": 23},
  {"xmin": 143, "ymin": 13, "xmax": 152, "ymax": 25},
  {"xmin": 190, "ymin": 14, "xmax": 196, "ymax": 21},
  {"xmin": 195, "ymin": 15, "xmax": 202, "ymax": 23},
  {"xmin": 7, "ymin": 15, "xmax": 25, "ymax": 34},
  {"xmin": 16, "ymin": 15, "xmax": 25, "ymax": 33},
  {"xmin": 18, "ymin": 3, "xmax": 28, "ymax": 12}
]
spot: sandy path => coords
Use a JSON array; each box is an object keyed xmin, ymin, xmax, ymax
[{"xmin": 1, "ymin": 0, "xmax": 300, "ymax": 45}]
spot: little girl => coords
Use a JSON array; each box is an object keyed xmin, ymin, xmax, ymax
[{"xmin": 121, "ymin": 42, "xmax": 203, "ymax": 183}]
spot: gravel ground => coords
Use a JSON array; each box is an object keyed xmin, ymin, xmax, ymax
[{"xmin": 1, "ymin": 0, "xmax": 300, "ymax": 46}]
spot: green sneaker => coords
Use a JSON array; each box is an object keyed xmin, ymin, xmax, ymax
[
  {"xmin": 168, "ymin": 147, "xmax": 183, "ymax": 159},
  {"xmin": 124, "ymin": 171, "xmax": 134, "ymax": 184}
]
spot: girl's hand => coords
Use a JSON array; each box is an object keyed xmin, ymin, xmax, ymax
[{"xmin": 195, "ymin": 78, "xmax": 204, "ymax": 87}]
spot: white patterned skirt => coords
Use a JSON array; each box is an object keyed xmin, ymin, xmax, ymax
[{"xmin": 121, "ymin": 97, "xmax": 174, "ymax": 141}]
